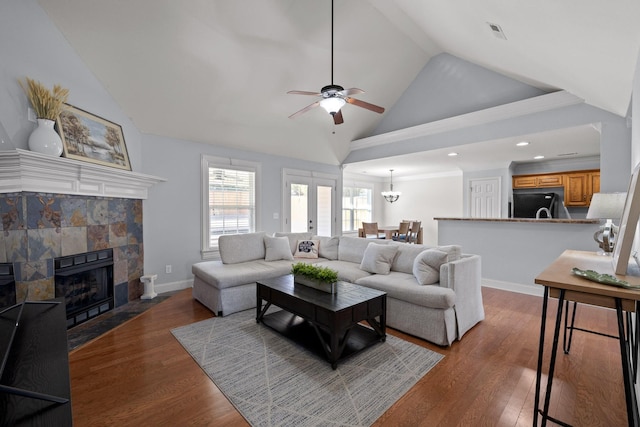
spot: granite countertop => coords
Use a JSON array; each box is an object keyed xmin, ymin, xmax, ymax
[{"xmin": 434, "ymin": 217, "xmax": 598, "ymax": 224}]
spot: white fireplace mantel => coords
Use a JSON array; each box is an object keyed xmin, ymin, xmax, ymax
[{"xmin": 0, "ymin": 149, "xmax": 165, "ymax": 199}]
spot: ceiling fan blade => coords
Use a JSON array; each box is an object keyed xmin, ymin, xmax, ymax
[
  {"xmin": 288, "ymin": 101, "xmax": 320, "ymax": 119},
  {"xmin": 287, "ymin": 90, "xmax": 322, "ymax": 96},
  {"xmin": 333, "ymin": 110, "xmax": 344, "ymax": 125},
  {"xmin": 338, "ymin": 88, "xmax": 364, "ymax": 97},
  {"xmin": 346, "ymin": 97, "xmax": 385, "ymax": 114}
]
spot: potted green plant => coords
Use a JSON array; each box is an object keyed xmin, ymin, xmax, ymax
[{"xmin": 291, "ymin": 262, "xmax": 339, "ymax": 294}]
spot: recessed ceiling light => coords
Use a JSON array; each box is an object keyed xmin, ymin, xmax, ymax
[
  {"xmin": 448, "ymin": 152, "xmax": 458, "ymax": 157},
  {"xmin": 516, "ymin": 141, "xmax": 529, "ymax": 146},
  {"xmin": 534, "ymin": 155, "xmax": 545, "ymax": 160}
]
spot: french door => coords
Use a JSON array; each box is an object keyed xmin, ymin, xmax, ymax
[{"xmin": 284, "ymin": 170, "xmax": 337, "ymax": 236}]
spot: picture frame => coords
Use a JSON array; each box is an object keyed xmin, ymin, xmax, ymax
[
  {"xmin": 612, "ymin": 162, "xmax": 640, "ymax": 274},
  {"xmin": 56, "ymin": 104, "xmax": 131, "ymax": 171}
]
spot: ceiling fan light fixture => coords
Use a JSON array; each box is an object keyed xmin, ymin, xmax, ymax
[{"xmin": 320, "ymin": 97, "xmax": 346, "ymax": 115}]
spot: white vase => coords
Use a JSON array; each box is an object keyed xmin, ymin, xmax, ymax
[{"xmin": 28, "ymin": 118, "xmax": 63, "ymax": 156}]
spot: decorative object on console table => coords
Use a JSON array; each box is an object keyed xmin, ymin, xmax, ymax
[
  {"xmin": 291, "ymin": 262, "xmax": 338, "ymax": 294},
  {"xmin": 56, "ymin": 103, "xmax": 131, "ymax": 170},
  {"xmin": 18, "ymin": 77, "xmax": 69, "ymax": 157},
  {"xmin": 586, "ymin": 192, "xmax": 626, "ymax": 255},
  {"xmin": 613, "ymin": 162, "xmax": 640, "ymax": 274}
]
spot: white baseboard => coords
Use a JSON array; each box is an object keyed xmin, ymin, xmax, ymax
[
  {"xmin": 155, "ymin": 279, "xmax": 192, "ymax": 295},
  {"xmin": 482, "ymin": 278, "xmax": 544, "ymax": 297}
]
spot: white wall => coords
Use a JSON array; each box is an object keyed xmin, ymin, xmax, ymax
[
  {"xmin": 382, "ymin": 173, "xmax": 462, "ymax": 245},
  {"xmin": 140, "ymin": 134, "xmax": 341, "ymax": 290},
  {"xmin": 0, "ymin": 0, "xmax": 142, "ymax": 169}
]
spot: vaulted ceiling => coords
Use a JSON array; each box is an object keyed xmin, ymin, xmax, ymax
[{"xmin": 38, "ymin": 0, "xmax": 640, "ymax": 173}]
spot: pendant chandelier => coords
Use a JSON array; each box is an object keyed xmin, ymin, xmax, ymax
[{"xmin": 381, "ymin": 169, "xmax": 401, "ymax": 203}]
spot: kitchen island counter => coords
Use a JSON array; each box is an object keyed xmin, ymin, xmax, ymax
[
  {"xmin": 437, "ymin": 217, "xmax": 601, "ymax": 295},
  {"xmin": 435, "ymin": 217, "xmax": 598, "ymax": 224}
]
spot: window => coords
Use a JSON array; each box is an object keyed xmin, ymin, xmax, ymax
[
  {"xmin": 201, "ymin": 155, "xmax": 260, "ymax": 257},
  {"xmin": 342, "ymin": 185, "xmax": 373, "ymax": 233}
]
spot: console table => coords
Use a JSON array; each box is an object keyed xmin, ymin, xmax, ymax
[{"xmin": 534, "ymin": 250, "xmax": 640, "ymax": 426}]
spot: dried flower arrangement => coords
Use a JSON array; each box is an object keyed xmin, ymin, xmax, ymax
[{"xmin": 18, "ymin": 77, "xmax": 69, "ymax": 121}]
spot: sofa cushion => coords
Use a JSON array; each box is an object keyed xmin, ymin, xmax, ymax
[
  {"xmin": 413, "ymin": 249, "xmax": 448, "ymax": 285},
  {"xmin": 264, "ymin": 236, "xmax": 294, "ymax": 261},
  {"xmin": 360, "ymin": 243, "xmax": 399, "ymax": 275},
  {"xmin": 338, "ymin": 236, "xmax": 392, "ymax": 264},
  {"xmin": 391, "ymin": 243, "xmax": 433, "ymax": 273},
  {"xmin": 294, "ymin": 239, "xmax": 319, "ymax": 259},
  {"xmin": 355, "ymin": 272, "xmax": 455, "ymax": 310},
  {"xmin": 219, "ymin": 232, "xmax": 267, "ymax": 264},
  {"xmin": 313, "ymin": 235, "xmax": 339, "ymax": 260},
  {"xmin": 437, "ymin": 245, "xmax": 462, "ymax": 262},
  {"xmin": 315, "ymin": 260, "xmax": 372, "ymax": 283},
  {"xmin": 192, "ymin": 259, "xmax": 291, "ymax": 289},
  {"xmin": 275, "ymin": 232, "xmax": 313, "ymax": 255}
]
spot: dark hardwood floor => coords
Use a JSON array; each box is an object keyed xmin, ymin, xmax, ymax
[{"xmin": 69, "ymin": 287, "xmax": 626, "ymax": 426}]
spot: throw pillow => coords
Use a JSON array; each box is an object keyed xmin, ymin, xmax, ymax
[
  {"xmin": 264, "ymin": 236, "xmax": 294, "ymax": 261},
  {"xmin": 360, "ymin": 243, "xmax": 399, "ymax": 275},
  {"xmin": 436, "ymin": 245, "xmax": 462, "ymax": 262},
  {"xmin": 313, "ymin": 235, "xmax": 339, "ymax": 260},
  {"xmin": 413, "ymin": 249, "xmax": 449, "ymax": 285},
  {"xmin": 294, "ymin": 239, "xmax": 319, "ymax": 259}
]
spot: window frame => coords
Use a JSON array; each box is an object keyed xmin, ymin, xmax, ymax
[
  {"xmin": 341, "ymin": 181, "xmax": 374, "ymax": 234},
  {"xmin": 201, "ymin": 155, "xmax": 261, "ymax": 259}
]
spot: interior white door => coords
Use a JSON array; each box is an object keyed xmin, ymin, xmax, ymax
[
  {"xmin": 285, "ymin": 175, "xmax": 335, "ymax": 235},
  {"xmin": 469, "ymin": 177, "xmax": 501, "ymax": 218}
]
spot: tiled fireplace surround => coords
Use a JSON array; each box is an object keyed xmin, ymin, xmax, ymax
[
  {"xmin": 0, "ymin": 149, "xmax": 164, "ymax": 308},
  {"xmin": 1, "ymin": 192, "xmax": 143, "ymax": 307}
]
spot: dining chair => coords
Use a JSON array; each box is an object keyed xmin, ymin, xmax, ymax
[
  {"xmin": 407, "ymin": 221, "xmax": 421, "ymax": 243},
  {"xmin": 362, "ymin": 222, "xmax": 385, "ymax": 239},
  {"xmin": 392, "ymin": 221, "xmax": 410, "ymax": 242}
]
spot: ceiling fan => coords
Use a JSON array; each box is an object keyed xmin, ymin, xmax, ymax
[{"xmin": 287, "ymin": 0, "xmax": 385, "ymax": 125}]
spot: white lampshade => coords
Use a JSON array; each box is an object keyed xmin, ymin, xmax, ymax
[
  {"xmin": 320, "ymin": 97, "xmax": 346, "ymax": 114},
  {"xmin": 586, "ymin": 193, "xmax": 627, "ymax": 220}
]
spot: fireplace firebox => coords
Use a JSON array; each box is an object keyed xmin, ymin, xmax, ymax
[{"xmin": 55, "ymin": 249, "xmax": 114, "ymax": 328}]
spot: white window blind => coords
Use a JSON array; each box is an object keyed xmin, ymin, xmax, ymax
[
  {"xmin": 201, "ymin": 155, "xmax": 260, "ymax": 257},
  {"xmin": 208, "ymin": 167, "xmax": 255, "ymax": 244}
]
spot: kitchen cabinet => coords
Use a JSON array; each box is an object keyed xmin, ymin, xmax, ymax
[
  {"xmin": 513, "ymin": 173, "xmax": 563, "ymax": 189},
  {"xmin": 512, "ymin": 170, "xmax": 600, "ymax": 207},
  {"xmin": 564, "ymin": 171, "xmax": 600, "ymax": 207}
]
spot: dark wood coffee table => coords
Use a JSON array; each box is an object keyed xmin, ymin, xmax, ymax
[{"xmin": 256, "ymin": 275, "xmax": 386, "ymax": 369}]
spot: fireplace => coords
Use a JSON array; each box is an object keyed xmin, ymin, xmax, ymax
[
  {"xmin": 55, "ymin": 249, "xmax": 114, "ymax": 328},
  {"xmin": 0, "ymin": 150, "xmax": 164, "ymax": 315}
]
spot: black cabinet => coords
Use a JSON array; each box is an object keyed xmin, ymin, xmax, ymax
[{"xmin": 0, "ymin": 298, "xmax": 73, "ymax": 426}]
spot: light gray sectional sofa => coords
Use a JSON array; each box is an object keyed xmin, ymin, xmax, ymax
[{"xmin": 191, "ymin": 231, "xmax": 484, "ymax": 346}]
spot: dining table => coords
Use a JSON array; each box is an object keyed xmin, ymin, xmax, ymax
[{"xmin": 357, "ymin": 225, "xmax": 423, "ymax": 243}]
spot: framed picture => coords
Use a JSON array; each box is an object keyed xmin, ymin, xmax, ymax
[
  {"xmin": 612, "ymin": 162, "xmax": 640, "ymax": 274},
  {"xmin": 56, "ymin": 104, "xmax": 131, "ymax": 170}
]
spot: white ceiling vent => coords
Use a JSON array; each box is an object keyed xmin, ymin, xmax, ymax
[{"xmin": 487, "ymin": 22, "xmax": 507, "ymax": 40}]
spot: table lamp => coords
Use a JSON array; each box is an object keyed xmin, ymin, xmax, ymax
[{"xmin": 586, "ymin": 192, "xmax": 627, "ymax": 254}]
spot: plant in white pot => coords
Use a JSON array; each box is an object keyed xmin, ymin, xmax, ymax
[
  {"xmin": 291, "ymin": 262, "xmax": 339, "ymax": 294},
  {"xmin": 19, "ymin": 77, "xmax": 69, "ymax": 156}
]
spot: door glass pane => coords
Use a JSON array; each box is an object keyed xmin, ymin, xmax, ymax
[
  {"xmin": 291, "ymin": 183, "xmax": 308, "ymax": 232},
  {"xmin": 316, "ymin": 185, "xmax": 332, "ymax": 236}
]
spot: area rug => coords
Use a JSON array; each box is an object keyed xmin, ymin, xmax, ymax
[{"xmin": 171, "ymin": 309, "xmax": 443, "ymax": 427}]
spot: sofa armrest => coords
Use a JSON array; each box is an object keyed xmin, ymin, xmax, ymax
[{"xmin": 440, "ymin": 254, "xmax": 485, "ymax": 339}]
